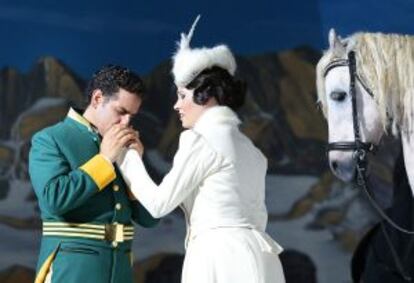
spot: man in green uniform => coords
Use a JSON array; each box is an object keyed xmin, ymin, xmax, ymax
[{"xmin": 29, "ymin": 65, "xmax": 159, "ymax": 283}]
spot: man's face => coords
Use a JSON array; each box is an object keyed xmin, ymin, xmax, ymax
[{"xmin": 92, "ymin": 88, "xmax": 142, "ymax": 135}]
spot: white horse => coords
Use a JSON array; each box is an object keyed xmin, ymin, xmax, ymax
[{"xmin": 316, "ymin": 29, "xmax": 414, "ymax": 196}]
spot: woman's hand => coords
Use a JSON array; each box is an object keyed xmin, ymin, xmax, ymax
[
  {"xmin": 129, "ymin": 131, "xmax": 144, "ymax": 157},
  {"xmin": 101, "ymin": 125, "xmax": 137, "ymax": 162}
]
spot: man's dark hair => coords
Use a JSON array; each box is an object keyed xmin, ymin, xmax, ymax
[{"xmin": 85, "ymin": 64, "xmax": 145, "ymax": 104}]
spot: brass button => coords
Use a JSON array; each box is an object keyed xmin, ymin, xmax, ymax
[
  {"xmin": 113, "ymin": 184, "xmax": 119, "ymax": 192},
  {"xmin": 115, "ymin": 203, "xmax": 122, "ymax": 210}
]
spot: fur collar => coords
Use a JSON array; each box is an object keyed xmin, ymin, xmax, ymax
[{"xmin": 193, "ymin": 106, "xmax": 240, "ymax": 135}]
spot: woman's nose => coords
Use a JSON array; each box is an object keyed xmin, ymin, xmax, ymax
[{"xmin": 174, "ymin": 100, "xmax": 180, "ymax": 111}]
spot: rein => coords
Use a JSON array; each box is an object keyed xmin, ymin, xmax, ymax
[{"xmin": 324, "ymin": 51, "xmax": 414, "ymax": 281}]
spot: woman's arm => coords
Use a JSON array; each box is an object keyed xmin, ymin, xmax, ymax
[{"xmin": 117, "ymin": 131, "xmax": 221, "ymax": 218}]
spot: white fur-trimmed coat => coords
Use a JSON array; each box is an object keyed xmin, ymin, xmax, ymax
[{"xmin": 117, "ymin": 106, "xmax": 285, "ymax": 283}]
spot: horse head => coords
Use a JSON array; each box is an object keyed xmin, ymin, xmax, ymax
[{"xmin": 317, "ymin": 29, "xmax": 384, "ymax": 182}]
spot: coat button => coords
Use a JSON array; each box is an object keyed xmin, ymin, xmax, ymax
[
  {"xmin": 113, "ymin": 185, "xmax": 119, "ymax": 192},
  {"xmin": 112, "ymin": 241, "xmax": 118, "ymax": 248},
  {"xmin": 115, "ymin": 203, "xmax": 122, "ymax": 210}
]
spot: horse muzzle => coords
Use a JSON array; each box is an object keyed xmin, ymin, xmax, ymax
[{"xmin": 327, "ymin": 141, "xmax": 377, "ymax": 182}]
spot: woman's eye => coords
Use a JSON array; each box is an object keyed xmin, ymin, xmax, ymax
[{"xmin": 330, "ymin": 91, "xmax": 347, "ymax": 102}]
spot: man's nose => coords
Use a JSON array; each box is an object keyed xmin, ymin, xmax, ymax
[{"xmin": 121, "ymin": 115, "xmax": 131, "ymax": 126}]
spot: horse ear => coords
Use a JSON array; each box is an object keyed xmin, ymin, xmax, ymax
[
  {"xmin": 329, "ymin": 28, "xmax": 337, "ymax": 48},
  {"xmin": 328, "ymin": 28, "xmax": 346, "ymax": 54}
]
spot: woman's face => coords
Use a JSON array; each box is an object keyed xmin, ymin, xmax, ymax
[{"xmin": 174, "ymin": 86, "xmax": 213, "ymax": 128}]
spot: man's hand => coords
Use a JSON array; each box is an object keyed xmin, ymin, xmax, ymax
[{"xmin": 100, "ymin": 125, "xmax": 137, "ymax": 162}]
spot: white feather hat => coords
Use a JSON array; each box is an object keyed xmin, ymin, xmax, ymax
[{"xmin": 172, "ymin": 15, "xmax": 237, "ymax": 87}]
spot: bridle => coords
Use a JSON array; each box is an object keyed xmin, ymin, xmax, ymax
[
  {"xmin": 324, "ymin": 51, "xmax": 414, "ymax": 281},
  {"xmin": 325, "ymin": 51, "xmax": 377, "ymax": 157},
  {"xmin": 324, "ymin": 50, "xmax": 414, "ymax": 234}
]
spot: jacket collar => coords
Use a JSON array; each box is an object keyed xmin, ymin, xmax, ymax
[
  {"xmin": 193, "ymin": 106, "xmax": 240, "ymax": 134},
  {"xmin": 66, "ymin": 108, "xmax": 99, "ymax": 135}
]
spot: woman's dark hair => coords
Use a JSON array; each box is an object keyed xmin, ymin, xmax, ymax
[
  {"xmin": 85, "ymin": 64, "xmax": 145, "ymax": 104},
  {"xmin": 186, "ymin": 66, "xmax": 246, "ymax": 111}
]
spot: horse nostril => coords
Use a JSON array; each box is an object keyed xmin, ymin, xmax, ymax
[{"xmin": 331, "ymin": 161, "xmax": 338, "ymax": 171}]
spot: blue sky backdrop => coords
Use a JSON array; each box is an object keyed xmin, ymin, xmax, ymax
[{"xmin": 0, "ymin": 0, "xmax": 413, "ymax": 78}]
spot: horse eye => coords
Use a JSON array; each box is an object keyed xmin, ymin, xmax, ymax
[{"xmin": 330, "ymin": 91, "xmax": 347, "ymax": 102}]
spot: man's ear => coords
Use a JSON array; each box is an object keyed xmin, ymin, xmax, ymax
[{"xmin": 90, "ymin": 89, "xmax": 104, "ymax": 108}]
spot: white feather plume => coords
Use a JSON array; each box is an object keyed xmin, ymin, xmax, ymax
[{"xmin": 178, "ymin": 15, "xmax": 201, "ymax": 50}]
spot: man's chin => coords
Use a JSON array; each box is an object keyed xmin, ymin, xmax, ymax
[
  {"xmin": 98, "ymin": 126, "xmax": 110, "ymax": 136},
  {"xmin": 102, "ymin": 123, "xmax": 117, "ymax": 134}
]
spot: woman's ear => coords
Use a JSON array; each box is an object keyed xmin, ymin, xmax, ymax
[{"xmin": 192, "ymin": 85, "xmax": 211, "ymax": 105}]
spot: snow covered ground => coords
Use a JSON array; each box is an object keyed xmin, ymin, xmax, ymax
[
  {"xmin": 0, "ymin": 175, "xmax": 352, "ymax": 282},
  {"xmin": 265, "ymin": 175, "xmax": 351, "ymax": 283},
  {"xmin": 0, "ymin": 180, "xmax": 41, "ymax": 269}
]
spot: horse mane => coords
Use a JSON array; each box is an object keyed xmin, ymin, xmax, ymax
[{"xmin": 317, "ymin": 32, "xmax": 414, "ymax": 135}]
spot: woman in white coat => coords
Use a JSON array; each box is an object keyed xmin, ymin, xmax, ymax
[{"xmin": 117, "ymin": 16, "xmax": 286, "ymax": 283}]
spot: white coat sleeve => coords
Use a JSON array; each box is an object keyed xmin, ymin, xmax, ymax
[{"xmin": 116, "ymin": 131, "xmax": 222, "ymax": 218}]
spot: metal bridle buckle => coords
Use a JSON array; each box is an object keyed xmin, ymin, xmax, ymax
[
  {"xmin": 105, "ymin": 223, "xmax": 124, "ymax": 242},
  {"xmin": 353, "ymin": 148, "xmax": 366, "ymax": 162}
]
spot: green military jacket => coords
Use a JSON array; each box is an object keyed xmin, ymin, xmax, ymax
[{"xmin": 29, "ymin": 108, "xmax": 159, "ymax": 283}]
